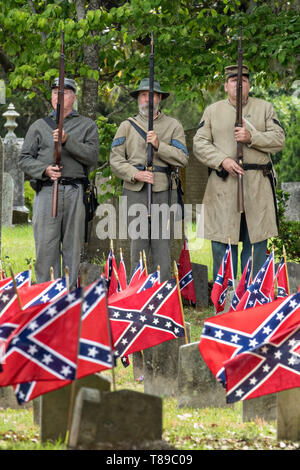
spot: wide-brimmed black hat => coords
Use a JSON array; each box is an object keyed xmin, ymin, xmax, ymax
[
  {"xmin": 51, "ymin": 78, "xmax": 77, "ymax": 93},
  {"xmin": 130, "ymin": 78, "xmax": 170, "ymax": 99}
]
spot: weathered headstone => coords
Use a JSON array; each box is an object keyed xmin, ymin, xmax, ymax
[
  {"xmin": 242, "ymin": 394, "xmax": 277, "ymax": 422},
  {"xmin": 143, "ymin": 323, "xmax": 191, "ymax": 397},
  {"xmin": 132, "ymin": 351, "xmax": 144, "ymax": 380},
  {"xmin": 281, "ymin": 182, "xmax": 300, "ymax": 222},
  {"xmin": 184, "ymin": 128, "xmax": 208, "ymax": 207},
  {"xmin": 191, "ymin": 262, "xmax": 208, "ymax": 307},
  {"xmin": 2, "ymin": 172, "xmax": 14, "ymax": 226},
  {"xmin": 0, "ymin": 386, "xmax": 31, "ymax": 410},
  {"xmin": 2, "ymin": 103, "xmax": 28, "ymax": 224},
  {"xmin": 277, "ymin": 388, "xmax": 300, "ymax": 441},
  {"xmin": 78, "ymin": 262, "xmax": 102, "ymax": 284},
  {"xmin": 177, "ymin": 341, "xmax": 231, "ymax": 408},
  {"xmin": 69, "ymin": 388, "xmax": 163, "ymax": 449},
  {"xmin": 39, "ymin": 373, "xmax": 111, "ymax": 443},
  {"xmin": 287, "ymin": 262, "xmax": 300, "ymax": 294}
]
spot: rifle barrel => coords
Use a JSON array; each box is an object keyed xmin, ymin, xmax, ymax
[
  {"xmin": 236, "ymin": 27, "xmax": 245, "ymax": 213},
  {"xmin": 147, "ymin": 31, "xmax": 154, "ymax": 218},
  {"xmin": 51, "ymin": 31, "xmax": 65, "ymax": 218}
]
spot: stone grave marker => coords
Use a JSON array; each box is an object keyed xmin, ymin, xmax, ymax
[
  {"xmin": 2, "ymin": 172, "xmax": 13, "ymax": 226},
  {"xmin": 177, "ymin": 341, "xmax": 231, "ymax": 408},
  {"xmin": 281, "ymin": 182, "xmax": 300, "ymax": 222},
  {"xmin": 0, "ymin": 386, "xmax": 31, "ymax": 410},
  {"xmin": 69, "ymin": 388, "xmax": 163, "ymax": 450},
  {"xmin": 277, "ymin": 388, "xmax": 300, "ymax": 441},
  {"xmin": 190, "ymin": 262, "xmax": 208, "ymax": 307},
  {"xmin": 39, "ymin": 373, "xmax": 111, "ymax": 443},
  {"xmin": 143, "ymin": 323, "xmax": 191, "ymax": 397},
  {"xmin": 242, "ymin": 394, "xmax": 277, "ymax": 422}
]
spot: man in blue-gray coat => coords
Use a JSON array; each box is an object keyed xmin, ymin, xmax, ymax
[{"xmin": 19, "ymin": 78, "xmax": 99, "ymax": 287}]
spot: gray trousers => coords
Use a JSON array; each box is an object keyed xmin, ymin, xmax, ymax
[
  {"xmin": 33, "ymin": 184, "xmax": 85, "ymax": 288},
  {"xmin": 123, "ymin": 186, "xmax": 177, "ymax": 282}
]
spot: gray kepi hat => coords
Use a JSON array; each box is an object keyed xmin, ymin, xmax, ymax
[
  {"xmin": 51, "ymin": 78, "xmax": 77, "ymax": 93},
  {"xmin": 225, "ymin": 65, "xmax": 250, "ymax": 80},
  {"xmin": 130, "ymin": 78, "xmax": 170, "ymax": 99}
]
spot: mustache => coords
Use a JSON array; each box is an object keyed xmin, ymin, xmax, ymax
[{"xmin": 138, "ymin": 102, "xmax": 159, "ymax": 115}]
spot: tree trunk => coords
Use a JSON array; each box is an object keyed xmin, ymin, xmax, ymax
[{"xmin": 74, "ymin": 0, "xmax": 100, "ymax": 120}]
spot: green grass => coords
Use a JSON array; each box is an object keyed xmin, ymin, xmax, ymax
[{"xmin": 1, "ymin": 225, "xmax": 36, "ymax": 282}]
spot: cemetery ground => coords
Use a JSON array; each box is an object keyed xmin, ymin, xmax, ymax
[{"xmin": 0, "ymin": 226, "xmax": 299, "ymax": 451}]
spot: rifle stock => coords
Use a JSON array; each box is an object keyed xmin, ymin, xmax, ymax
[
  {"xmin": 51, "ymin": 31, "xmax": 65, "ymax": 218},
  {"xmin": 147, "ymin": 31, "xmax": 154, "ymax": 219},
  {"xmin": 236, "ymin": 27, "xmax": 245, "ymax": 213}
]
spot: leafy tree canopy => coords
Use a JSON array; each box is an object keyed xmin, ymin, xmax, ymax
[{"xmin": 0, "ymin": 0, "xmax": 299, "ymax": 113}]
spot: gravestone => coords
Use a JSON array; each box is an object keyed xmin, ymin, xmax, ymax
[
  {"xmin": 178, "ymin": 341, "xmax": 231, "ymax": 408},
  {"xmin": 286, "ymin": 262, "xmax": 300, "ymax": 294},
  {"xmin": 281, "ymin": 182, "xmax": 300, "ymax": 222},
  {"xmin": 242, "ymin": 394, "xmax": 277, "ymax": 422},
  {"xmin": 184, "ymin": 128, "xmax": 208, "ymax": 208},
  {"xmin": 132, "ymin": 351, "xmax": 144, "ymax": 380},
  {"xmin": 2, "ymin": 103, "xmax": 28, "ymax": 224},
  {"xmin": 78, "ymin": 262, "xmax": 102, "ymax": 284},
  {"xmin": 143, "ymin": 323, "xmax": 191, "ymax": 397},
  {"xmin": 69, "ymin": 388, "xmax": 163, "ymax": 450},
  {"xmin": 39, "ymin": 373, "xmax": 111, "ymax": 443},
  {"xmin": 2, "ymin": 172, "xmax": 14, "ymax": 226},
  {"xmin": 191, "ymin": 262, "xmax": 208, "ymax": 307},
  {"xmin": 277, "ymin": 388, "xmax": 300, "ymax": 441},
  {"xmin": 0, "ymin": 386, "xmax": 31, "ymax": 409}
]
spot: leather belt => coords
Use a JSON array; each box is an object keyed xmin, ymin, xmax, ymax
[
  {"xmin": 41, "ymin": 178, "xmax": 86, "ymax": 187},
  {"xmin": 133, "ymin": 164, "xmax": 171, "ymax": 174}
]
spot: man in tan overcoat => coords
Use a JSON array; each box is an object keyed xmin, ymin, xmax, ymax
[
  {"xmin": 110, "ymin": 78, "xmax": 188, "ymax": 281},
  {"xmin": 193, "ymin": 65, "xmax": 285, "ymax": 281}
]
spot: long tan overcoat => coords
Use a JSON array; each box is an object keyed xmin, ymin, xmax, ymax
[{"xmin": 193, "ymin": 96, "xmax": 285, "ymax": 245}]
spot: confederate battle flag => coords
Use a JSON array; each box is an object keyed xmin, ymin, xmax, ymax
[
  {"xmin": 211, "ymin": 244, "xmax": 234, "ymax": 314},
  {"xmin": 178, "ymin": 237, "xmax": 196, "ymax": 305}
]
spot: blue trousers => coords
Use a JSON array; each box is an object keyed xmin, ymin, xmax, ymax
[{"xmin": 212, "ymin": 214, "xmax": 268, "ymax": 281}]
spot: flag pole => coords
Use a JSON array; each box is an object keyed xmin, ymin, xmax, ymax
[
  {"xmin": 228, "ymin": 237, "xmax": 235, "ymax": 291},
  {"xmin": 113, "ymin": 266, "xmax": 122, "ymax": 292},
  {"xmin": 174, "ymin": 260, "xmax": 188, "ymax": 344},
  {"xmin": 65, "ymin": 266, "xmax": 70, "ymax": 292},
  {"xmin": 250, "ymin": 245, "xmax": 254, "ymax": 283},
  {"xmin": 28, "ymin": 263, "xmax": 32, "ymax": 287},
  {"xmin": 8, "ymin": 265, "xmax": 22, "ymax": 310},
  {"xmin": 104, "ymin": 289, "xmax": 117, "ymax": 392},
  {"xmin": 66, "ymin": 267, "xmax": 87, "ymax": 446},
  {"xmin": 143, "ymin": 250, "xmax": 148, "ymax": 276},
  {"xmin": 50, "ymin": 266, "xmax": 54, "ymax": 281},
  {"xmin": 283, "ymin": 245, "xmax": 290, "ymax": 295}
]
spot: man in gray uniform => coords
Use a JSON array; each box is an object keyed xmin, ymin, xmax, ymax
[
  {"xmin": 110, "ymin": 78, "xmax": 188, "ymax": 281},
  {"xmin": 19, "ymin": 78, "xmax": 99, "ymax": 287},
  {"xmin": 193, "ymin": 65, "xmax": 285, "ymax": 281}
]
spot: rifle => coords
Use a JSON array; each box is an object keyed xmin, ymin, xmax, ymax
[
  {"xmin": 146, "ymin": 31, "xmax": 154, "ymax": 219},
  {"xmin": 51, "ymin": 31, "xmax": 65, "ymax": 218},
  {"xmin": 236, "ymin": 26, "xmax": 245, "ymax": 213}
]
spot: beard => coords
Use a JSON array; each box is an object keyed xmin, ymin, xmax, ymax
[{"xmin": 138, "ymin": 102, "xmax": 159, "ymax": 117}]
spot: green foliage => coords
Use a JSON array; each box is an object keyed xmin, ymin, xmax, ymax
[
  {"xmin": 95, "ymin": 115, "xmax": 122, "ymax": 203},
  {"xmin": 276, "ymin": 107, "xmax": 300, "ymax": 184},
  {"xmin": 268, "ymin": 189, "xmax": 300, "ymax": 262},
  {"xmin": 24, "ymin": 180, "xmax": 35, "ymax": 219}
]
